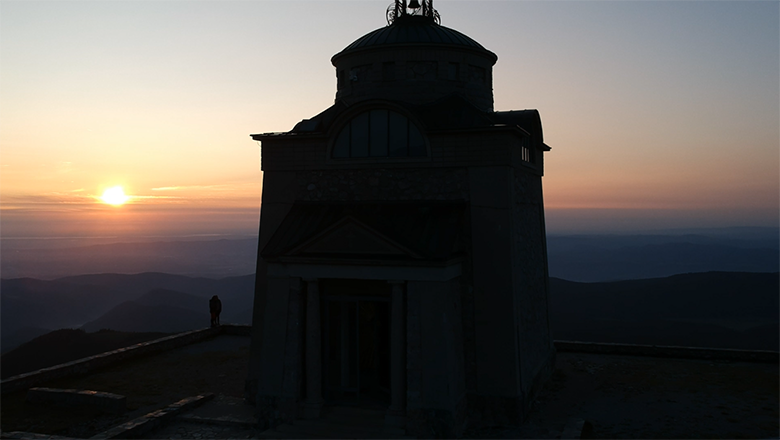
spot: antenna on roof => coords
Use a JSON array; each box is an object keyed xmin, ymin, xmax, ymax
[{"xmin": 387, "ymin": 0, "xmax": 440, "ymax": 25}]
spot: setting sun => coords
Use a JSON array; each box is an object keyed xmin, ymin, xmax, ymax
[{"xmin": 100, "ymin": 186, "xmax": 130, "ymax": 206}]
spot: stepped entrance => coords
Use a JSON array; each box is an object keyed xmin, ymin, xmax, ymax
[{"xmin": 322, "ymin": 279, "xmax": 391, "ymax": 409}]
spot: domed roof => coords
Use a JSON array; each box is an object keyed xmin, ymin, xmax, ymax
[{"xmin": 332, "ymin": 15, "xmax": 497, "ymax": 63}]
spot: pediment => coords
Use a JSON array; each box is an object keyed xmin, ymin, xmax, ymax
[{"xmin": 287, "ymin": 216, "xmax": 421, "ymax": 259}]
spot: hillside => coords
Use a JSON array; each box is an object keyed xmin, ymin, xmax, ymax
[
  {"xmin": 81, "ymin": 299, "xmax": 204, "ymax": 333},
  {"xmin": 547, "ymin": 231, "xmax": 779, "ymax": 282},
  {"xmin": 1, "ymin": 329, "xmax": 169, "ymax": 379},
  {"xmin": 550, "ymin": 271, "xmax": 779, "ymax": 350},
  {"xmin": 1, "ymin": 273, "xmax": 255, "ymax": 352},
  {"xmin": 79, "ymin": 287, "xmax": 237, "ymax": 332}
]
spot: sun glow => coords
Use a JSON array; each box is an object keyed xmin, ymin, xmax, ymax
[{"xmin": 100, "ymin": 186, "xmax": 130, "ymax": 206}]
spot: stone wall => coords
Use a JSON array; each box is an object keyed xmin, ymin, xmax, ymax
[
  {"xmin": 255, "ymin": 276, "xmax": 293, "ymax": 425},
  {"xmin": 278, "ymin": 278, "xmax": 304, "ymax": 421},
  {"xmin": 466, "ymin": 165, "xmax": 522, "ymax": 424},
  {"xmin": 510, "ymin": 168, "xmax": 555, "ymax": 400},
  {"xmin": 296, "ymin": 168, "xmax": 469, "ymax": 202},
  {"xmin": 332, "ymin": 47, "xmax": 496, "ymax": 111},
  {"xmin": 260, "ymin": 130, "xmax": 526, "ymax": 173},
  {"xmin": 405, "ymin": 280, "xmax": 467, "ymax": 438}
]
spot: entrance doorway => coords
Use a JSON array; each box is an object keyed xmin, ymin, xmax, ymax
[{"xmin": 322, "ymin": 281, "xmax": 391, "ymax": 409}]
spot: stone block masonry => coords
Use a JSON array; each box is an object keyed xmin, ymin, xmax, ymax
[{"xmin": 27, "ymin": 387, "xmax": 126, "ymax": 414}]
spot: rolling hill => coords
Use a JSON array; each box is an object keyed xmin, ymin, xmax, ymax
[
  {"xmin": 1, "ymin": 273, "xmax": 255, "ymax": 352},
  {"xmin": 1, "ymin": 329, "xmax": 169, "ymax": 379},
  {"xmin": 549, "ymin": 271, "xmax": 779, "ymax": 350},
  {"xmin": 547, "ymin": 232, "xmax": 779, "ymax": 282}
]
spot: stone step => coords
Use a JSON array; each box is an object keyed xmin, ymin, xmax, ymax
[
  {"xmin": 276, "ymin": 422, "xmax": 390, "ymax": 439},
  {"xmin": 257, "ymin": 429, "xmax": 417, "ymax": 440},
  {"xmin": 255, "ymin": 428, "xmax": 317, "ymax": 439},
  {"xmin": 257, "ymin": 405, "xmax": 413, "ymax": 439},
  {"xmin": 293, "ymin": 414, "xmax": 385, "ymax": 429},
  {"xmin": 323, "ymin": 405, "xmax": 387, "ymax": 418}
]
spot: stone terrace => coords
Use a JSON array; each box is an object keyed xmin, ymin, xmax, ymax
[{"xmin": 1, "ymin": 329, "xmax": 777, "ymax": 439}]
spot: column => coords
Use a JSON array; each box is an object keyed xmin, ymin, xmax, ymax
[
  {"xmin": 386, "ymin": 280, "xmax": 407, "ymax": 426},
  {"xmin": 304, "ymin": 278, "xmax": 323, "ymax": 419}
]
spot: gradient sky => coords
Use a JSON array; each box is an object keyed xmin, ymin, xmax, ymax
[{"xmin": 1, "ymin": 0, "xmax": 778, "ymax": 238}]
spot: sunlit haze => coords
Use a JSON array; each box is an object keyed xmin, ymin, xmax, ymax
[
  {"xmin": 1, "ymin": 1, "xmax": 777, "ymax": 239},
  {"xmin": 100, "ymin": 186, "xmax": 130, "ymax": 206}
]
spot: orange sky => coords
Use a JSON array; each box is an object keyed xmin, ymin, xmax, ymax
[{"xmin": 1, "ymin": 1, "xmax": 777, "ymax": 237}]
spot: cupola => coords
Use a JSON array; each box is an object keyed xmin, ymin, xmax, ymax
[{"xmin": 331, "ymin": 0, "xmax": 498, "ymax": 111}]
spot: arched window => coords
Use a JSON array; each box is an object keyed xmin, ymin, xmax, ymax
[{"xmin": 332, "ymin": 109, "xmax": 426, "ymax": 158}]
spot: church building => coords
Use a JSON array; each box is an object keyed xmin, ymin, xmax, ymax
[{"xmin": 247, "ymin": 1, "xmax": 555, "ymax": 436}]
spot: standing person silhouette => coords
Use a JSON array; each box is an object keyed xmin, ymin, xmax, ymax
[{"xmin": 209, "ymin": 295, "xmax": 222, "ymax": 327}]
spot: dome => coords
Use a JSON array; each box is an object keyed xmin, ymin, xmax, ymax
[
  {"xmin": 330, "ymin": 13, "xmax": 498, "ymax": 111},
  {"xmin": 332, "ymin": 15, "xmax": 497, "ymax": 64}
]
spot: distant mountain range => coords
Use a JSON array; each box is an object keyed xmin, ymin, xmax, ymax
[
  {"xmin": 550, "ymin": 271, "xmax": 779, "ymax": 351},
  {"xmin": 81, "ymin": 289, "xmax": 209, "ymax": 333},
  {"xmin": 2, "ymin": 269, "xmax": 776, "ymax": 361},
  {"xmin": 1, "ymin": 228, "xmax": 777, "ymax": 353},
  {"xmin": 1, "ymin": 238, "xmax": 258, "ymax": 279},
  {"xmin": 1, "ymin": 273, "xmax": 255, "ymax": 352},
  {"xmin": 547, "ymin": 228, "xmax": 779, "ymax": 282},
  {"xmin": 1, "ymin": 228, "xmax": 776, "ymax": 282}
]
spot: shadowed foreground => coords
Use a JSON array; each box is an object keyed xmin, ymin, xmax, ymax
[{"xmin": 2, "ymin": 332, "xmax": 776, "ymax": 439}]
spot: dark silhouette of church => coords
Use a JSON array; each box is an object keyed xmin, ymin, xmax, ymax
[{"xmin": 247, "ymin": 1, "xmax": 554, "ymax": 436}]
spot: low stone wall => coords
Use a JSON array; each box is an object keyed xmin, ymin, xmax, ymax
[
  {"xmin": 554, "ymin": 340, "xmax": 779, "ymax": 363},
  {"xmin": 27, "ymin": 387, "xmax": 126, "ymax": 414},
  {"xmin": 1, "ymin": 325, "xmax": 250, "ymax": 395}
]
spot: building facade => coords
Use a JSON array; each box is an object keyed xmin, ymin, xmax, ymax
[{"xmin": 247, "ymin": 1, "xmax": 555, "ymax": 436}]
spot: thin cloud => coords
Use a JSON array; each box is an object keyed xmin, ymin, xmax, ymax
[
  {"xmin": 132, "ymin": 195, "xmax": 178, "ymax": 200},
  {"xmin": 151, "ymin": 186, "xmax": 181, "ymax": 191},
  {"xmin": 152, "ymin": 184, "xmax": 233, "ymax": 191}
]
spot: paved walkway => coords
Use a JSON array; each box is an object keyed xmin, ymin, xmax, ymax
[{"xmin": 148, "ymin": 352, "xmax": 778, "ymax": 439}]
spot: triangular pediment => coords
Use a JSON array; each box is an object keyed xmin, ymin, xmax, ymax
[{"xmin": 288, "ymin": 216, "xmax": 420, "ymax": 259}]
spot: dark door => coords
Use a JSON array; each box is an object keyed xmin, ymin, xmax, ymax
[{"xmin": 324, "ymin": 297, "xmax": 390, "ymax": 408}]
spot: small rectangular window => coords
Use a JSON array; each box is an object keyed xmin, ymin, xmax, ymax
[
  {"xmin": 468, "ymin": 65, "xmax": 486, "ymax": 84},
  {"xmin": 448, "ymin": 62, "xmax": 459, "ymax": 81},
  {"xmin": 407, "ymin": 61, "xmax": 437, "ymax": 80},
  {"xmin": 383, "ymin": 62, "xmax": 395, "ymax": 81},
  {"xmin": 521, "ymin": 146, "xmax": 530, "ymax": 162}
]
